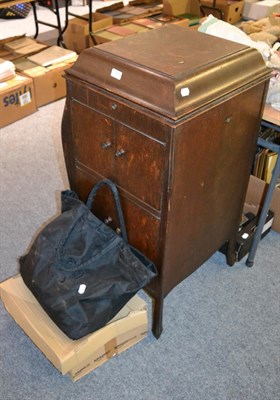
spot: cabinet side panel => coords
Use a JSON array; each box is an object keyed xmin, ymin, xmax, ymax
[
  {"xmin": 61, "ymin": 81, "xmax": 78, "ymax": 190},
  {"xmin": 162, "ymin": 83, "xmax": 266, "ymax": 295}
]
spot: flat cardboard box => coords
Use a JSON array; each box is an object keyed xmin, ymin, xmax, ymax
[
  {"xmin": 0, "ymin": 74, "xmax": 37, "ymax": 128},
  {"xmin": 245, "ymin": 175, "xmax": 280, "ymax": 233},
  {"xmin": 64, "ymin": 13, "xmax": 113, "ymax": 53},
  {"xmin": 0, "ymin": 275, "xmax": 148, "ymax": 382},
  {"xmin": 94, "ymin": 29, "xmax": 123, "ymax": 44},
  {"xmin": 242, "ymin": 0, "xmax": 279, "ymax": 20},
  {"xmin": 200, "ymin": 0, "xmax": 244, "ymax": 24},
  {"xmin": 21, "ymin": 59, "xmax": 77, "ymax": 107},
  {"xmin": 3, "ymin": 36, "xmax": 47, "ymax": 54},
  {"xmin": 27, "ymin": 46, "xmax": 77, "ymax": 67},
  {"xmin": 0, "ymin": 35, "xmax": 48, "ymax": 61},
  {"xmin": 104, "ymin": 19, "xmax": 188, "ymax": 34},
  {"xmin": 171, "ymin": 18, "xmax": 191, "ymax": 27},
  {"xmin": 0, "ymin": 35, "xmax": 28, "ymax": 60}
]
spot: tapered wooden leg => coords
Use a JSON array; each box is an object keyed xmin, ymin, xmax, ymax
[
  {"xmin": 226, "ymin": 237, "xmax": 236, "ymax": 266},
  {"xmin": 152, "ymin": 295, "xmax": 164, "ymax": 339}
]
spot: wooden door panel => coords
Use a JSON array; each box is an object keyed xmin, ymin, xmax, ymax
[
  {"xmin": 71, "ymin": 101, "xmax": 115, "ymax": 177},
  {"xmin": 115, "ymin": 123, "xmax": 166, "ymax": 211}
]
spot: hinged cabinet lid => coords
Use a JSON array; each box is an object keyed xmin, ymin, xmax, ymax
[{"xmin": 66, "ymin": 25, "xmax": 271, "ymax": 119}]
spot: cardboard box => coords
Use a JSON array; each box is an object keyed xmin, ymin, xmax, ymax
[
  {"xmin": 242, "ymin": 0, "xmax": 258, "ymax": 19},
  {"xmin": 14, "ymin": 45, "xmax": 78, "ymax": 107},
  {"xmin": 64, "ymin": 18, "xmax": 90, "ymax": 54},
  {"xmin": 217, "ymin": 0, "xmax": 244, "ymax": 23},
  {"xmin": 242, "ymin": 0, "xmax": 279, "ymax": 20},
  {"xmin": 163, "ymin": 0, "xmax": 201, "ymax": 17},
  {"xmin": 200, "ymin": 0, "xmax": 244, "ymax": 24},
  {"xmin": 0, "ymin": 74, "xmax": 37, "ymax": 128},
  {"xmin": 0, "ymin": 275, "xmax": 148, "ymax": 381},
  {"xmin": 245, "ymin": 175, "xmax": 280, "ymax": 233},
  {"xmin": 21, "ymin": 60, "xmax": 76, "ymax": 107},
  {"xmin": 64, "ymin": 13, "xmax": 113, "ymax": 53}
]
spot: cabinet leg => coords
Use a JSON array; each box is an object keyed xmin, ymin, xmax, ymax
[
  {"xmin": 152, "ymin": 296, "xmax": 164, "ymax": 339},
  {"xmin": 226, "ymin": 237, "xmax": 236, "ymax": 266}
]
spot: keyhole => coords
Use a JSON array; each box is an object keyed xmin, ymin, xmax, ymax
[{"xmin": 225, "ymin": 115, "xmax": 233, "ymax": 124}]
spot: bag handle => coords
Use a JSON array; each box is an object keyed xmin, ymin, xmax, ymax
[{"xmin": 86, "ymin": 179, "xmax": 128, "ymax": 243}]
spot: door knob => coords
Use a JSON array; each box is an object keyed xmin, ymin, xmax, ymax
[
  {"xmin": 101, "ymin": 141, "xmax": 111, "ymax": 149},
  {"xmin": 104, "ymin": 216, "xmax": 112, "ymax": 225},
  {"xmin": 115, "ymin": 149, "xmax": 126, "ymax": 158}
]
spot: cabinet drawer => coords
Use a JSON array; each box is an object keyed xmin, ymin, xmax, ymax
[
  {"xmin": 74, "ymin": 168, "xmax": 161, "ymax": 265},
  {"xmin": 71, "ymin": 100, "xmax": 114, "ymax": 178},
  {"xmin": 71, "ymin": 79, "xmax": 168, "ymax": 143}
]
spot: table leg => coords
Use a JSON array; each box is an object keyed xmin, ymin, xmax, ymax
[
  {"xmin": 88, "ymin": 0, "xmax": 97, "ymax": 45},
  {"xmin": 31, "ymin": 1, "xmax": 39, "ymax": 38}
]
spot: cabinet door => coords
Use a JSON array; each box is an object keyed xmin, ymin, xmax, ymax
[
  {"xmin": 115, "ymin": 123, "xmax": 166, "ymax": 211},
  {"xmin": 71, "ymin": 100, "xmax": 115, "ymax": 178}
]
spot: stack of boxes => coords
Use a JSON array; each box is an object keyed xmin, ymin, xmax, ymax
[
  {"xmin": 64, "ymin": 0, "xmax": 247, "ymax": 54},
  {"xmin": 0, "ymin": 36, "xmax": 78, "ymax": 127}
]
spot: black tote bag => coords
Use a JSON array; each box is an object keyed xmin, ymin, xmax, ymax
[{"xmin": 20, "ymin": 179, "xmax": 157, "ymax": 340}]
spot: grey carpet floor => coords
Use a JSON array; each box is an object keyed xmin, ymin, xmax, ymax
[{"xmin": 0, "ymin": 99, "xmax": 279, "ymax": 400}]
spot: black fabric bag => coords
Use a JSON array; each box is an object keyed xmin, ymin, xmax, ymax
[{"xmin": 19, "ymin": 179, "xmax": 157, "ymax": 340}]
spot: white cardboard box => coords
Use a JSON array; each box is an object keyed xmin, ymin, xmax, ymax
[
  {"xmin": 242, "ymin": 0, "xmax": 279, "ymax": 20},
  {"xmin": 0, "ymin": 275, "xmax": 148, "ymax": 381}
]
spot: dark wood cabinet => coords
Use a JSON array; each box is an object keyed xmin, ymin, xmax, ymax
[{"xmin": 62, "ymin": 25, "xmax": 271, "ymax": 338}]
